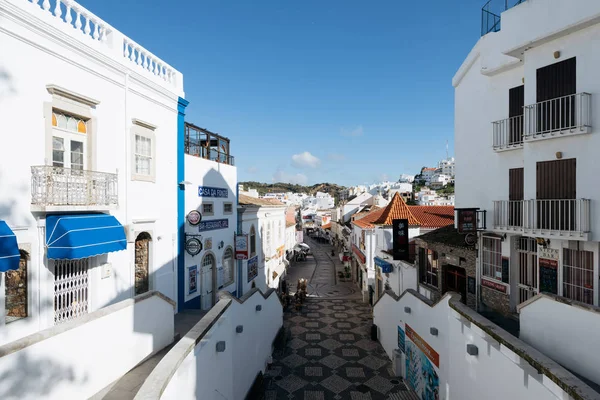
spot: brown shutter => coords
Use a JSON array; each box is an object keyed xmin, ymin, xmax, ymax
[
  {"xmin": 536, "ymin": 159, "xmax": 576, "ymax": 199},
  {"xmin": 509, "ymin": 168, "xmax": 524, "ymax": 201},
  {"xmin": 536, "ymin": 58, "xmax": 576, "ymax": 102}
]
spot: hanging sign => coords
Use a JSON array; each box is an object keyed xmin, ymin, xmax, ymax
[
  {"xmin": 457, "ymin": 209, "xmax": 477, "ymax": 233},
  {"xmin": 185, "ymin": 237, "xmax": 202, "ymax": 256},
  {"xmin": 392, "ymin": 219, "xmax": 409, "ymax": 261},
  {"xmin": 187, "ymin": 210, "xmax": 202, "ymax": 225},
  {"xmin": 236, "ymin": 234, "xmax": 249, "ymax": 260}
]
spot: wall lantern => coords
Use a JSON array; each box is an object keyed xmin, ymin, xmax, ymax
[
  {"xmin": 256, "ymin": 305, "xmax": 262, "ymax": 312},
  {"xmin": 216, "ymin": 341, "xmax": 226, "ymax": 352},
  {"xmin": 430, "ymin": 327, "xmax": 439, "ymax": 336},
  {"xmin": 404, "ymin": 306, "xmax": 411, "ymax": 314},
  {"xmin": 556, "ymin": 152, "xmax": 563, "ymax": 159},
  {"xmin": 466, "ymin": 344, "xmax": 478, "ymax": 356},
  {"xmin": 553, "ymin": 51, "xmax": 561, "ymax": 59},
  {"xmin": 236, "ymin": 325, "xmax": 244, "ymax": 333}
]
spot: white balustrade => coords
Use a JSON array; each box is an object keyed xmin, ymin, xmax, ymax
[{"xmin": 122, "ymin": 38, "xmax": 177, "ymax": 86}]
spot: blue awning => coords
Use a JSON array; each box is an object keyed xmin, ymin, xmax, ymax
[
  {"xmin": 0, "ymin": 221, "xmax": 20, "ymax": 272},
  {"xmin": 46, "ymin": 214, "xmax": 127, "ymax": 260},
  {"xmin": 374, "ymin": 257, "xmax": 393, "ymax": 274}
]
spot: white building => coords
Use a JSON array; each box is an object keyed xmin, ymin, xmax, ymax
[
  {"xmin": 181, "ymin": 123, "xmax": 237, "ymax": 311},
  {"xmin": 429, "ymin": 173, "xmax": 451, "ymax": 189},
  {"xmin": 437, "ymin": 157, "xmax": 455, "ymax": 178},
  {"xmin": 0, "ymin": 0, "xmax": 183, "ymax": 346},
  {"xmin": 418, "ymin": 167, "xmax": 437, "ymax": 185},
  {"xmin": 454, "ymin": 0, "xmax": 600, "ymax": 315},
  {"xmin": 238, "ymin": 195, "xmax": 287, "ymax": 293},
  {"xmin": 398, "ymin": 174, "xmax": 415, "ymax": 183}
]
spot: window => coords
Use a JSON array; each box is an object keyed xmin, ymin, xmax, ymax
[
  {"xmin": 482, "ymin": 236, "xmax": 502, "ymax": 280},
  {"xmin": 5, "ymin": 250, "xmax": 29, "ymax": 323},
  {"xmin": 131, "ymin": 120, "xmax": 156, "ymax": 181},
  {"xmin": 202, "ymin": 203, "xmax": 214, "ymax": 216},
  {"xmin": 419, "ymin": 248, "xmax": 438, "ymax": 287},
  {"xmin": 51, "ymin": 110, "xmax": 88, "ymax": 171},
  {"xmin": 563, "ymin": 248, "xmax": 594, "ymax": 305},
  {"xmin": 224, "ymin": 203, "xmax": 233, "ymax": 214},
  {"xmin": 250, "ymin": 225, "xmax": 256, "ymax": 257},
  {"xmin": 222, "ymin": 248, "xmax": 234, "ymax": 287}
]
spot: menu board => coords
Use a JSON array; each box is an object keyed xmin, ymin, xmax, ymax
[
  {"xmin": 539, "ymin": 258, "xmax": 558, "ymax": 295},
  {"xmin": 501, "ymin": 257, "xmax": 510, "ymax": 284}
]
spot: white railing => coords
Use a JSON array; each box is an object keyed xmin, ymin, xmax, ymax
[
  {"xmin": 31, "ymin": 165, "xmax": 118, "ymax": 207},
  {"xmin": 524, "ymin": 199, "xmax": 591, "ymax": 236},
  {"xmin": 493, "ymin": 200, "xmax": 523, "ymax": 229},
  {"xmin": 492, "ymin": 115, "xmax": 523, "ymax": 150},
  {"xmin": 20, "ymin": 0, "xmax": 181, "ymax": 90},
  {"xmin": 524, "ymin": 93, "xmax": 592, "ymax": 137}
]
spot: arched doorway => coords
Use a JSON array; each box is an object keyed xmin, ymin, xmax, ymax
[
  {"xmin": 135, "ymin": 232, "xmax": 151, "ymax": 295},
  {"xmin": 201, "ymin": 253, "xmax": 215, "ymax": 310}
]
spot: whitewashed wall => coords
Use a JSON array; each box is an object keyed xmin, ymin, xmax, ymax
[
  {"xmin": 0, "ymin": 292, "xmax": 174, "ymax": 400},
  {"xmin": 183, "ymin": 156, "xmax": 237, "ymax": 308},
  {"xmin": 239, "ymin": 208, "xmax": 264, "ymax": 294},
  {"xmin": 519, "ymin": 294, "xmax": 600, "ymax": 386},
  {"xmin": 135, "ymin": 289, "xmax": 282, "ymax": 400},
  {"xmin": 374, "ymin": 291, "xmax": 596, "ymax": 400},
  {"xmin": 0, "ymin": 0, "xmax": 182, "ymax": 343}
]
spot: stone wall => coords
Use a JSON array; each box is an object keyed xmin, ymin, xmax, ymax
[
  {"xmin": 5, "ymin": 255, "xmax": 28, "ymax": 319},
  {"xmin": 481, "ymin": 286, "xmax": 511, "ymax": 315},
  {"xmin": 415, "ymin": 239, "xmax": 477, "ymax": 310},
  {"xmin": 135, "ymin": 236, "xmax": 150, "ymax": 295}
]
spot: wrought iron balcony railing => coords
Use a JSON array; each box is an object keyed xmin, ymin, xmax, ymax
[
  {"xmin": 31, "ymin": 166, "xmax": 118, "ymax": 208},
  {"xmin": 492, "ymin": 115, "xmax": 524, "ymax": 151},
  {"xmin": 524, "ymin": 93, "xmax": 592, "ymax": 138},
  {"xmin": 493, "ymin": 199, "xmax": 591, "ymax": 238}
]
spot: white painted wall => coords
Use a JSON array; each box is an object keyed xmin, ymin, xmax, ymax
[
  {"xmin": 157, "ymin": 291, "xmax": 282, "ymax": 400},
  {"xmin": 0, "ymin": 0, "xmax": 182, "ymax": 342},
  {"xmin": 374, "ymin": 292, "xmax": 589, "ymax": 400},
  {"xmin": 519, "ymin": 295, "xmax": 600, "ymax": 386},
  {"xmin": 0, "ymin": 292, "xmax": 174, "ymax": 400},
  {"xmin": 184, "ymin": 156, "xmax": 237, "ymax": 308},
  {"xmin": 239, "ymin": 208, "xmax": 264, "ymax": 294},
  {"xmin": 384, "ymin": 261, "xmax": 417, "ymax": 297}
]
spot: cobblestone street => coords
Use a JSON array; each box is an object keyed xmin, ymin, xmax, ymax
[{"xmin": 262, "ymin": 239, "xmax": 418, "ymax": 400}]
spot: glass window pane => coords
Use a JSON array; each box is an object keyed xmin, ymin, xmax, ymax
[{"xmin": 53, "ymin": 136, "xmax": 64, "ymax": 151}]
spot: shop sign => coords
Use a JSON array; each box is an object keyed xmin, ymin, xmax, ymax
[
  {"xmin": 187, "ymin": 210, "xmax": 202, "ymax": 225},
  {"xmin": 205, "ymin": 238, "xmax": 212, "ymax": 250},
  {"xmin": 481, "ymin": 278, "xmax": 507, "ymax": 293},
  {"xmin": 235, "ymin": 234, "xmax": 248, "ymax": 260},
  {"xmin": 247, "ymin": 256, "xmax": 258, "ymax": 282},
  {"xmin": 198, "ymin": 186, "xmax": 228, "ymax": 198},
  {"xmin": 392, "ymin": 219, "xmax": 409, "ymax": 261},
  {"xmin": 188, "ymin": 265, "xmax": 198, "ymax": 295},
  {"xmin": 352, "ymin": 244, "xmax": 366, "ymax": 264},
  {"xmin": 538, "ymin": 247, "xmax": 559, "ymax": 260},
  {"xmin": 457, "ymin": 208, "xmax": 477, "ymax": 233},
  {"xmin": 374, "ymin": 257, "xmax": 393, "ymax": 274},
  {"xmin": 397, "ymin": 325, "xmax": 406, "ymax": 353},
  {"xmin": 197, "ymin": 219, "xmax": 229, "ymax": 232},
  {"xmin": 185, "ymin": 237, "xmax": 202, "ymax": 256}
]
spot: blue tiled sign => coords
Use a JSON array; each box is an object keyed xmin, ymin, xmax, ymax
[
  {"xmin": 198, "ymin": 186, "xmax": 229, "ymax": 198},
  {"xmin": 197, "ymin": 219, "xmax": 229, "ymax": 232}
]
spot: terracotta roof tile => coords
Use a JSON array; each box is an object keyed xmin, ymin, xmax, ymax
[
  {"xmin": 372, "ymin": 193, "xmax": 420, "ymax": 226},
  {"xmin": 408, "ymin": 206, "xmax": 454, "ymax": 229},
  {"xmin": 352, "ymin": 207, "xmax": 386, "ymax": 229},
  {"xmin": 322, "ymin": 223, "xmax": 331, "ymax": 229},
  {"xmin": 239, "ymin": 194, "xmax": 285, "ymax": 207}
]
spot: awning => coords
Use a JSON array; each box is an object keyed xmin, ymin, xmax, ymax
[
  {"xmin": 46, "ymin": 214, "xmax": 127, "ymax": 260},
  {"xmin": 0, "ymin": 221, "xmax": 20, "ymax": 272},
  {"xmin": 374, "ymin": 257, "xmax": 393, "ymax": 273}
]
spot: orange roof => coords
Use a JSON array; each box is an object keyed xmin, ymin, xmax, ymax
[
  {"xmin": 239, "ymin": 194, "xmax": 285, "ymax": 206},
  {"xmin": 408, "ymin": 206, "xmax": 454, "ymax": 228},
  {"xmin": 322, "ymin": 223, "xmax": 331, "ymax": 229},
  {"xmin": 352, "ymin": 207, "xmax": 386, "ymax": 229},
  {"xmin": 373, "ymin": 193, "xmax": 420, "ymax": 226}
]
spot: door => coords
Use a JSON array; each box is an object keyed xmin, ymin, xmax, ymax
[
  {"xmin": 54, "ymin": 258, "xmax": 90, "ymax": 325},
  {"xmin": 201, "ymin": 254, "xmax": 214, "ymax": 310},
  {"xmin": 517, "ymin": 237, "xmax": 538, "ymax": 304},
  {"xmin": 536, "ymin": 57, "xmax": 576, "ymax": 134},
  {"xmin": 508, "ymin": 85, "xmax": 524, "ymax": 145},
  {"xmin": 51, "ymin": 110, "xmax": 88, "ymax": 205},
  {"xmin": 536, "ymin": 159, "xmax": 576, "ymax": 231},
  {"xmin": 444, "ymin": 265, "xmax": 467, "ymax": 305},
  {"xmin": 509, "ymin": 168, "xmax": 524, "ymax": 227}
]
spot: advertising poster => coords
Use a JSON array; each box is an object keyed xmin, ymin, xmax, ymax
[
  {"xmin": 188, "ymin": 265, "xmax": 198, "ymax": 295},
  {"xmin": 398, "ymin": 325, "xmax": 406, "ymax": 353},
  {"xmin": 247, "ymin": 256, "xmax": 258, "ymax": 282},
  {"xmin": 405, "ymin": 324, "xmax": 440, "ymax": 400}
]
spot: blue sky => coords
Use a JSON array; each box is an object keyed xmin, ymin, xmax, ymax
[{"xmin": 80, "ymin": 0, "xmax": 486, "ymax": 186}]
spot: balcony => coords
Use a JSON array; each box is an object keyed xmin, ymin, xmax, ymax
[
  {"xmin": 492, "ymin": 115, "xmax": 523, "ymax": 151},
  {"xmin": 524, "ymin": 93, "xmax": 592, "ymax": 142},
  {"xmin": 493, "ymin": 199, "xmax": 590, "ymax": 240},
  {"xmin": 184, "ymin": 123, "xmax": 235, "ymax": 166},
  {"xmin": 481, "ymin": 0, "xmax": 526, "ymax": 36},
  {"xmin": 31, "ymin": 166, "xmax": 118, "ymax": 211}
]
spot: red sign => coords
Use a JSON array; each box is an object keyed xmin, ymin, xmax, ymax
[
  {"xmin": 352, "ymin": 244, "xmax": 366, "ymax": 264},
  {"xmin": 405, "ymin": 324, "xmax": 440, "ymax": 367},
  {"xmin": 235, "ymin": 234, "xmax": 248, "ymax": 260},
  {"xmin": 481, "ymin": 278, "xmax": 507, "ymax": 293},
  {"xmin": 539, "ymin": 258, "xmax": 558, "ymax": 269}
]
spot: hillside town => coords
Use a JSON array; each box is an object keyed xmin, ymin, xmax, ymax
[{"xmin": 1, "ymin": 0, "xmax": 600, "ymax": 400}]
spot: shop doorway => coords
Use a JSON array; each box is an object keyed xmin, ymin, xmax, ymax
[{"xmin": 444, "ymin": 264, "xmax": 467, "ymax": 304}]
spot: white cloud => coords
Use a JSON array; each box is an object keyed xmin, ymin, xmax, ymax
[
  {"xmin": 341, "ymin": 125, "xmax": 363, "ymax": 137},
  {"xmin": 246, "ymin": 166, "xmax": 258, "ymax": 174},
  {"xmin": 273, "ymin": 170, "xmax": 308, "ymax": 185},
  {"xmin": 291, "ymin": 151, "xmax": 321, "ymax": 169},
  {"xmin": 328, "ymin": 153, "xmax": 345, "ymax": 162}
]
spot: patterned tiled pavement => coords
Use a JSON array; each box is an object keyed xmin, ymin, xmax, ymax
[{"xmin": 263, "ymin": 298, "xmax": 419, "ymax": 400}]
